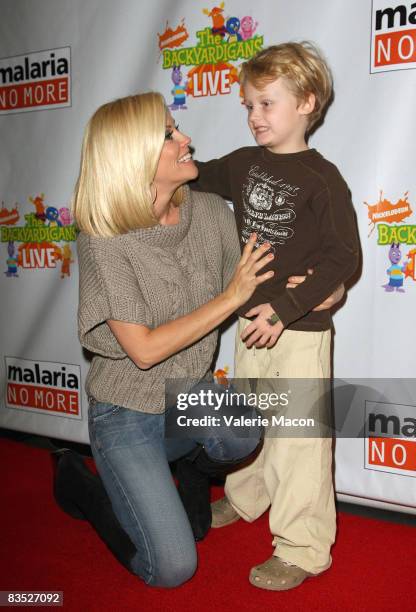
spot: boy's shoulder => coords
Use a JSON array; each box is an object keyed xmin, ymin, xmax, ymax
[
  {"xmin": 227, "ymin": 147, "xmax": 347, "ymax": 186},
  {"xmin": 300, "ymin": 150, "xmax": 348, "ymax": 194},
  {"xmin": 222, "ymin": 145, "xmax": 262, "ymax": 163}
]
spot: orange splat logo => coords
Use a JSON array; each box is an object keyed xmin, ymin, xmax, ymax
[
  {"xmin": 364, "ymin": 190, "xmax": 412, "ymax": 236},
  {"xmin": 187, "ymin": 62, "xmax": 238, "ymax": 96},
  {"xmin": 214, "ymin": 366, "xmax": 229, "ymax": 386},
  {"xmin": 17, "ymin": 242, "xmax": 61, "ymax": 269},
  {"xmin": 158, "ymin": 20, "xmax": 189, "ymax": 51},
  {"xmin": 0, "ymin": 203, "xmax": 19, "ymax": 226}
]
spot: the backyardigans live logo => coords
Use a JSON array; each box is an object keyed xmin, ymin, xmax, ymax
[
  {"xmin": 1, "ymin": 194, "xmax": 77, "ymax": 279},
  {"xmin": 365, "ymin": 190, "xmax": 416, "ymax": 292},
  {"xmin": 158, "ymin": 3, "xmax": 263, "ymax": 109}
]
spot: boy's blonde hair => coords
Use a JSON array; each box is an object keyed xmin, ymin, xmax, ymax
[
  {"xmin": 240, "ymin": 42, "xmax": 333, "ymax": 130},
  {"xmin": 72, "ymin": 92, "xmax": 182, "ymax": 237}
]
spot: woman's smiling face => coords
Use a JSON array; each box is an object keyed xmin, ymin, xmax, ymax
[{"xmin": 153, "ymin": 112, "xmax": 198, "ymax": 195}]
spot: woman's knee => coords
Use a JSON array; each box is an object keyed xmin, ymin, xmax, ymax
[
  {"xmin": 204, "ymin": 424, "xmax": 263, "ymax": 463},
  {"xmin": 146, "ymin": 546, "xmax": 197, "ymax": 588}
]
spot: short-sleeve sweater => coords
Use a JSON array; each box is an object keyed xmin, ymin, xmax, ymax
[{"xmin": 77, "ymin": 186, "xmax": 239, "ymax": 413}]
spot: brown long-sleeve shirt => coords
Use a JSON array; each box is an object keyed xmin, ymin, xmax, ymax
[{"xmin": 192, "ymin": 147, "xmax": 360, "ymax": 331}]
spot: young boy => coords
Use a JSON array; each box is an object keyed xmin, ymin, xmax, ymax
[{"xmin": 190, "ymin": 42, "xmax": 359, "ymax": 590}]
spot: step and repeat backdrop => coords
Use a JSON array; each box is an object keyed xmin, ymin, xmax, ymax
[{"xmin": 1, "ymin": 0, "xmax": 415, "ymax": 513}]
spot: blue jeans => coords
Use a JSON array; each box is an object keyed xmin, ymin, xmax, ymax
[{"xmin": 88, "ymin": 386, "xmax": 261, "ymax": 588}]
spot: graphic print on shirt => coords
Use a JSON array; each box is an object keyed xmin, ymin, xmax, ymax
[{"xmin": 242, "ymin": 165, "xmax": 299, "ymax": 251}]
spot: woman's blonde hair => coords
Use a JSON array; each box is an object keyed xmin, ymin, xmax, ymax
[
  {"xmin": 240, "ymin": 42, "xmax": 333, "ymax": 130},
  {"xmin": 72, "ymin": 92, "xmax": 182, "ymax": 237}
]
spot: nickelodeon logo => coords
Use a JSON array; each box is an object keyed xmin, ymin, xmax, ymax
[
  {"xmin": 371, "ymin": 1, "xmax": 416, "ymax": 72},
  {"xmin": 5, "ymin": 356, "xmax": 81, "ymax": 419},
  {"xmin": 0, "ymin": 46, "xmax": 71, "ymax": 115},
  {"xmin": 365, "ymin": 401, "xmax": 416, "ymax": 477}
]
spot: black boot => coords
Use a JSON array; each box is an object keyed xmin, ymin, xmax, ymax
[
  {"xmin": 193, "ymin": 442, "xmax": 263, "ymax": 476},
  {"xmin": 52, "ymin": 449, "xmax": 136, "ymax": 572},
  {"xmin": 176, "ymin": 455, "xmax": 211, "ymax": 542},
  {"xmin": 176, "ymin": 440, "xmax": 264, "ymax": 542}
]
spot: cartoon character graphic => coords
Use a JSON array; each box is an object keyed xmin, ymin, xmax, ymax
[
  {"xmin": 405, "ymin": 247, "xmax": 416, "ymax": 281},
  {"xmin": 60, "ymin": 244, "xmax": 74, "ymax": 279},
  {"xmin": 383, "ymin": 243, "xmax": 407, "ymax": 292},
  {"xmin": 225, "ymin": 17, "xmax": 242, "ymax": 42},
  {"xmin": 169, "ymin": 65, "xmax": 188, "ymax": 110},
  {"xmin": 5, "ymin": 241, "xmax": 18, "ymax": 277},
  {"xmin": 249, "ymin": 183, "xmax": 274, "ymax": 211},
  {"xmin": 45, "ymin": 206, "xmax": 62, "ymax": 227},
  {"xmin": 239, "ymin": 16, "xmax": 258, "ymax": 40},
  {"xmin": 203, "ymin": 3, "xmax": 226, "ymax": 37},
  {"xmin": 29, "ymin": 193, "xmax": 46, "ymax": 222},
  {"xmin": 58, "ymin": 207, "xmax": 72, "ymax": 226}
]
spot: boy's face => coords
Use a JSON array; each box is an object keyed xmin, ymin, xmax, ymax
[{"xmin": 243, "ymin": 78, "xmax": 313, "ymax": 154}]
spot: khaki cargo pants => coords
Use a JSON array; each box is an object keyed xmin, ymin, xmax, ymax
[{"xmin": 224, "ymin": 318, "xmax": 336, "ymax": 574}]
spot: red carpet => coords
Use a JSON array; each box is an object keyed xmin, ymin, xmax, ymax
[{"xmin": 1, "ymin": 438, "xmax": 415, "ymax": 611}]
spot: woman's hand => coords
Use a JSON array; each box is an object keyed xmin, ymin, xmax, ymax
[
  {"xmin": 224, "ymin": 233, "xmax": 274, "ymax": 308},
  {"xmin": 286, "ymin": 269, "xmax": 345, "ymax": 311}
]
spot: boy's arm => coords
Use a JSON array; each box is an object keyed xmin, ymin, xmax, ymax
[
  {"xmin": 270, "ymin": 177, "xmax": 359, "ymax": 327},
  {"xmin": 191, "ymin": 154, "xmax": 233, "ymax": 200}
]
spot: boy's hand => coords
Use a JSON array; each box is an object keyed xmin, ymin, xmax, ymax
[
  {"xmin": 286, "ymin": 268, "xmax": 345, "ymax": 311},
  {"xmin": 242, "ymin": 303, "xmax": 284, "ymax": 349}
]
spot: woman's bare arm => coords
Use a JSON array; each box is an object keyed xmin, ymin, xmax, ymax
[{"xmin": 108, "ymin": 235, "xmax": 274, "ymax": 369}]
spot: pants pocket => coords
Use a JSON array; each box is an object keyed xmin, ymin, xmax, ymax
[{"xmin": 89, "ymin": 400, "xmax": 121, "ymax": 424}]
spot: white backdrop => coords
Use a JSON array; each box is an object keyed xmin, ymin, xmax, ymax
[{"xmin": 1, "ymin": 0, "xmax": 415, "ymax": 513}]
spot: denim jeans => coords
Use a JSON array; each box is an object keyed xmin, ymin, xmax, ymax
[{"xmin": 88, "ymin": 384, "xmax": 262, "ymax": 588}]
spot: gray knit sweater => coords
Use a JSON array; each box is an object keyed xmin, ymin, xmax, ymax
[{"xmin": 77, "ymin": 187, "xmax": 240, "ymax": 413}]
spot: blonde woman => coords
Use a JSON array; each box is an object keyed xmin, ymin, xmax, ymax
[{"xmin": 52, "ymin": 91, "xmax": 277, "ymax": 588}]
